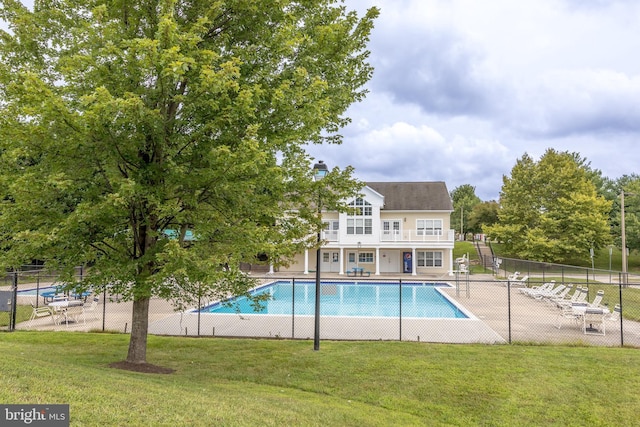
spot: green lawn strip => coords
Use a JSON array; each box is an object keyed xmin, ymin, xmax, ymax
[
  {"xmin": 0, "ymin": 305, "xmax": 33, "ymax": 327},
  {"xmin": 1, "ymin": 333, "xmax": 639, "ymax": 426}
]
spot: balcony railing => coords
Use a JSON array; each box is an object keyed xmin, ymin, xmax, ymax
[
  {"xmin": 322, "ymin": 229, "xmax": 455, "ymax": 243},
  {"xmin": 380, "ymin": 229, "xmax": 455, "ymax": 242},
  {"xmin": 322, "ymin": 230, "xmax": 339, "ymax": 241}
]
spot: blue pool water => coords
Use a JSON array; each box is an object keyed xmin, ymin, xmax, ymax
[
  {"xmin": 17, "ymin": 286, "xmax": 90, "ymax": 299},
  {"xmin": 200, "ymin": 280, "xmax": 468, "ymax": 319},
  {"xmin": 17, "ymin": 286, "xmax": 59, "ymax": 296}
]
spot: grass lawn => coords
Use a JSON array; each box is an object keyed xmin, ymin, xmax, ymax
[{"xmin": 1, "ymin": 333, "xmax": 639, "ymax": 426}]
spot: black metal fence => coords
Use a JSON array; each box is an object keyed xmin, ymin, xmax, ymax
[
  {"xmin": 5, "ymin": 266, "xmax": 640, "ymax": 348},
  {"xmin": 488, "ymin": 255, "xmax": 640, "ymax": 286}
]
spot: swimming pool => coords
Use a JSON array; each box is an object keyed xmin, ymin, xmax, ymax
[
  {"xmin": 17, "ymin": 286, "xmax": 60, "ymax": 296},
  {"xmin": 17, "ymin": 285, "xmax": 91, "ymax": 300},
  {"xmin": 199, "ymin": 280, "xmax": 468, "ymax": 319}
]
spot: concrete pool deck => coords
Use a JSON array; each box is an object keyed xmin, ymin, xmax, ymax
[{"xmin": 11, "ymin": 272, "xmax": 640, "ymax": 347}]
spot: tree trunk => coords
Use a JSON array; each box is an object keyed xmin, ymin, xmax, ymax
[{"xmin": 126, "ymin": 295, "xmax": 151, "ymax": 364}]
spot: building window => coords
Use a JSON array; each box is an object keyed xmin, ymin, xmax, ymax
[
  {"xmin": 417, "ymin": 251, "xmax": 443, "ymax": 267},
  {"xmin": 347, "ymin": 197, "xmax": 373, "ymax": 235},
  {"xmin": 358, "ymin": 252, "xmax": 374, "ymax": 263},
  {"xmin": 323, "ymin": 220, "xmax": 339, "ymax": 240},
  {"xmin": 417, "ymin": 219, "xmax": 443, "ymax": 236}
]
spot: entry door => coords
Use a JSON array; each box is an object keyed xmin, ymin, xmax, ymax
[
  {"xmin": 382, "ymin": 220, "xmax": 401, "ymax": 240},
  {"xmin": 347, "ymin": 252, "xmax": 357, "ymax": 270},
  {"xmin": 321, "ymin": 251, "xmax": 340, "ymax": 273},
  {"xmin": 380, "ymin": 250, "xmax": 400, "ymax": 273}
]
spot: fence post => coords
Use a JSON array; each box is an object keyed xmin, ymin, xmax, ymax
[
  {"xmin": 197, "ymin": 292, "xmax": 201, "ymax": 337},
  {"xmin": 507, "ymin": 280, "xmax": 512, "ymax": 344},
  {"xmin": 291, "ymin": 278, "xmax": 296, "ymax": 339},
  {"xmin": 399, "ymin": 279, "xmax": 402, "ymax": 341},
  {"xmin": 10, "ymin": 271, "xmax": 18, "ymax": 331},
  {"xmin": 619, "ymin": 278, "xmax": 624, "ymax": 347},
  {"xmin": 35, "ymin": 274, "xmax": 41, "ymax": 309},
  {"xmin": 102, "ymin": 288, "xmax": 107, "ymax": 332}
]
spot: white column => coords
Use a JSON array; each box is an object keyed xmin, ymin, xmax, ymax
[
  {"xmin": 449, "ymin": 248, "xmax": 454, "ymax": 276},
  {"xmin": 339, "ymin": 247, "xmax": 345, "ymax": 275},
  {"xmin": 412, "ymin": 247, "xmax": 417, "ymax": 276},
  {"xmin": 304, "ymin": 249, "xmax": 309, "ymax": 274},
  {"xmin": 375, "ymin": 247, "xmax": 380, "ymax": 275}
]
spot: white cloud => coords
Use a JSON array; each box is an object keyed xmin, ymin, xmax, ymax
[{"xmin": 320, "ymin": 0, "xmax": 640, "ymax": 200}]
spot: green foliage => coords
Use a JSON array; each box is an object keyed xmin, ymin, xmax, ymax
[
  {"xmin": 2, "ymin": 333, "xmax": 640, "ymax": 426},
  {"xmin": 607, "ymin": 175, "xmax": 640, "ymax": 253},
  {"xmin": 0, "ymin": 0, "xmax": 378, "ymax": 362},
  {"xmin": 486, "ymin": 149, "xmax": 612, "ymax": 263},
  {"xmin": 469, "ymin": 200, "xmax": 499, "ymax": 233},
  {"xmin": 450, "ymin": 184, "xmax": 481, "ymax": 235}
]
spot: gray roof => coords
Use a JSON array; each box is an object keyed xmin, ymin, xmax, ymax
[{"xmin": 366, "ymin": 182, "xmax": 453, "ymax": 211}]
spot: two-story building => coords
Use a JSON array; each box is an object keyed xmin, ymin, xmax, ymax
[{"xmin": 280, "ymin": 181, "xmax": 455, "ymax": 276}]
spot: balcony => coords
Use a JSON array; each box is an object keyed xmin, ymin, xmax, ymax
[
  {"xmin": 322, "ymin": 230, "xmax": 339, "ymax": 242},
  {"xmin": 321, "ymin": 229, "xmax": 455, "ymax": 243},
  {"xmin": 380, "ymin": 229, "xmax": 455, "ymax": 243}
]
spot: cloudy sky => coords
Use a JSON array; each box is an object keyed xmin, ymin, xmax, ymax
[
  {"xmin": 303, "ymin": 0, "xmax": 640, "ymax": 200},
  {"xmin": 5, "ymin": 1, "xmax": 640, "ymax": 200}
]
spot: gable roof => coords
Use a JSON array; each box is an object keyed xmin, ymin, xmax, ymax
[{"xmin": 366, "ymin": 182, "xmax": 453, "ymax": 211}]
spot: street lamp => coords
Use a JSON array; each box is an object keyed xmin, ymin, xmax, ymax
[{"xmin": 312, "ymin": 160, "xmax": 328, "ymax": 351}]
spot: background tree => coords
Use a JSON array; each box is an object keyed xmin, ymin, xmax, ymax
[
  {"xmin": 450, "ymin": 184, "xmax": 481, "ymax": 239},
  {"xmin": 0, "ymin": 1, "xmax": 378, "ymax": 365},
  {"xmin": 608, "ymin": 175, "xmax": 640, "ymax": 254},
  {"xmin": 467, "ymin": 201, "xmax": 499, "ymax": 235},
  {"xmin": 485, "ymin": 149, "xmax": 612, "ymax": 263}
]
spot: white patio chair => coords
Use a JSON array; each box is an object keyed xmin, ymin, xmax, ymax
[
  {"xmin": 583, "ymin": 308, "xmax": 606, "ymax": 335},
  {"xmin": 28, "ymin": 304, "xmax": 53, "ymax": 327},
  {"xmin": 60, "ymin": 301, "xmax": 86, "ymax": 327},
  {"xmin": 555, "ymin": 304, "xmax": 581, "ymax": 330},
  {"xmin": 83, "ymin": 296, "xmax": 101, "ymax": 320}
]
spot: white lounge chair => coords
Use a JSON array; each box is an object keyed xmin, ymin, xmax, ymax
[
  {"xmin": 556, "ymin": 287, "xmax": 588, "ymax": 308},
  {"xmin": 606, "ymin": 304, "xmax": 622, "ymax": 323},
  {"xmin": 507, "ymin": 271, "xmax": 520, "ymax": 281},
  {"xmin": 589, "ymin": 290, "xmax": 604, "ymax": 308},
  {"xmin": 508, "ymin": 275, "xmax": 529, "ymax": 288},
  {"xmin": 550, "ymin": 285, "xmax": 579, "ymax": 305},
  {"xmin": 544, "ymin": 284, "xmax": 572, "ymax": 304},
  {"xmin": 532, "ymin": 284, "xmax": 566, "ymax": 300},
  {"xmin": 520, "ymin": 280, "xmax": 554, "ymax": 296}
]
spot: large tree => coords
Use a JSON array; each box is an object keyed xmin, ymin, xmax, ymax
[
  {"xmin": 485, "ymin": 149, "xmax": 612, "ymax": 263},
  {"xmin": 0, "ymin": 0, "xmax": 378, "ymax": 364},
  {"xmin": 450, "ymin": 184, "xmax": 481, "ymax": 238}
]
